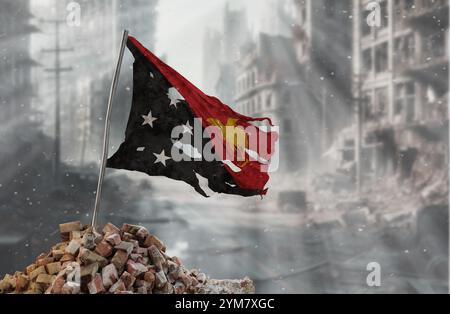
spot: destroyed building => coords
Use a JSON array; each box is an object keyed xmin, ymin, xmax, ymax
[
  {"xmin": 234, "ymin": 33, "xmax": 311, "ymax": 174},
  {"xmin": 0, "ymin": 0, "xmax": 39, "ymax": 126},
  {"xmin": 290, "ymin": 0, "xmax": 354, "ymax": 172},
  {"xmin": 344, "ymin": 0, "xmax": 449, "ymax": 192},
  {"xmin": 0, "ymin": 0, "xmax": 40, "ymax": 274}
]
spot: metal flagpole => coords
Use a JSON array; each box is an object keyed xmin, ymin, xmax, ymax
[{"xmin": 91, "ymin": 30, "xmax": 129, "ymax": 229}]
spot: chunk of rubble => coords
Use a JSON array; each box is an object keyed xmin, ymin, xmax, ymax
[{"xmin": 0, "ymin": 221, "xmax": 255, "ymax": 294}]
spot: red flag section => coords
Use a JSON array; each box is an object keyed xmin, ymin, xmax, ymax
[{"xmin": 128, "ymin": 36, "xmax": 278, "ymax": 194}]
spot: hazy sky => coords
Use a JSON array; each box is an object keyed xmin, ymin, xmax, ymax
[{"xmin": 155, "ymin": 0, "xmax": 273, "ymax": 88}]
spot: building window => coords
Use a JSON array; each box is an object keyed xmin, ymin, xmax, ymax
[
  {"xmin": 395, "ymin": 82, "xmax": 415, "ymax": 123},
  {"xmin": 257, "ymin": 95, "xmax": 262, "ymax": 111},
  {"xmin": 395, "ymin": 34, "xmax": 415, "ymax": 66},
  {"xmin": 374, "ymin": 88, "xmax": 388, "ymax": 117},
  {"xmin": 266, "ymin": 94, "xmax": 272, "ymax": 108},
  {"xmin": 375, "ymin": 42, "xmax": 388, "ymax": 73},
  {"xmin": 363, "ymin": 91, "xmax": 374, "ymax": 121},
  {"xmin": 363, "ymin": 48, "xmax": 372, "ymax": 72},
  {"xmin": 379, "ymin": 0, "xmax": 389, "ymax": 28}
]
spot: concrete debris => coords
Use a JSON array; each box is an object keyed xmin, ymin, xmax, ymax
[{"xmin": 0, "ymin": 221, "xmax": 255, "ymax": 294}]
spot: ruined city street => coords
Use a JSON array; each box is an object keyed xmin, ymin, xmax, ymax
[{"xmin": 114, "ymin": 178, "xmax": 448, "ymax": 294}]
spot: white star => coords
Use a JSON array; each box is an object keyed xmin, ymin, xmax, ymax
[
  {"xmin": 167, "ymin": 87, "xmax": 184, "ymax": 108},
  {"xmin": 141, "ymin": 111, "xmax": 157, "ymax": 127},
  {"xmin": 150, "ymin": 72, "xmax": 154, "ymax": 79},
  {"xmin": 181, "ymin": 121, "xmax": 193, "ymax": 134},
  {"xmin": 153, "ymin": 149, "xmax": 171, "ymax": 166}
]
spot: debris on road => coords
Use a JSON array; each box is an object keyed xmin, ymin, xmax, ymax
[{"xmin": 0, "ymin": 221, "xmax": 255, "ymax": 294}]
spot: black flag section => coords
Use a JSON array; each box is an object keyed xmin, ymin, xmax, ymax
[{"xmin": 106, "ymin": 39, "xmax": 265, "ymax": 197}]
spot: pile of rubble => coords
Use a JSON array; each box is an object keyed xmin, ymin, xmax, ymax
[{"xmin": 0, "ymin": 221, "xmax": 255, "ymax": 294}]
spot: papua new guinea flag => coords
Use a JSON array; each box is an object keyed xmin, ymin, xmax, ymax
[{"xmin": 107, "ymin": 36, "xmax": 278, "ymax": 197}]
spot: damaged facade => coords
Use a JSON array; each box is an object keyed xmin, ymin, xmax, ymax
[{"xmin": 347, "ymin": 0, "xmax": 449, "ymax": 198}]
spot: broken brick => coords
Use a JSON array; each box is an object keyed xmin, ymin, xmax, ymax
[
  {"xmin": 120, "ymin": 271, "xmax": 136, "ymax": 290},
  {"xmin": 143, "ymin": 234, "xmax": 166, "ymax": 252},
  {"xmin": 134, "ymin": 246, "xmax": 148, "ymax": 256},
  {"xmin": 126, "ymin": 260, "xmax": 147, "ymax": 277},
  {"xmin": 50, "ymin": 276, "xmax": 65, "ymax": 294},
  {"xmin": 15, "ymin": 274, "xmax": 29, "ymax": 292},
  {"xmin": 101, "ymin": 264, "xmax": 118, "ymax": 289},
  {"xmin": 25, "ymin": 264, "xmax": 36, "ymax": 276},
  {"xmin": 45, "ymin": 262, "xmax": 61, "ymax": 275},
  {"xmin": 105, "ymin": 233, "xmax": 121, "ymax": 246},
  {"xmin": 143, "ymin": 271, "xmax": 155, "ymax": 290},
  {"xmin": 36, "ymin": 257, "xmax": 54, "ymax": 267},
  {"xmin": 95, "ymin": 240, "xmax": 113, "ymax": 257},
  {"xmin": 80, "ymin": 262, "xmax": 99, "ymax": 278},
  {"xmin": 111, "ymin": 250, "xmax": 128, "ymax": 270},
  {"xmin": 60, "ymin": 254, "xmax": 75, "ymax": 263},
  {"xmin": 70, "ymin": 230, "xmax": 82, "ymax": 240},
  {"xmin": 148, "ymin": 245, "xmax": 165, "ymax": 270},
  {"xmin": 102, "ymin": 222, "xmax": 120, "ymax": 235},
  {"xmin": 155, "ymin": 270, "xmax": 167, "ymax": 289},
  {"xmin": 172, "ymin": 256, "xmax": 182, "ymax": 266},
  {"xmin": 65, "ymin": 239, "xmax": 82, "ymax": 256},
  {"xmin": 59, "ymin": 221, "xmax": 82, "ymax": 240},
  {"xmin": 29, "ymin": 266, "xmax": 46, "ymax": 281},
  {"xmin": 87, "ymin": 273, "xmax": 105, "ymax": 294},
  {"xmin": 51, "ymin": 250, "xmax": 64, "ymax": 261},
  {"xmin": 121, "ymin": 223, "xmax": 141, "ymax": 235},
  {"xmin": 135, "ymin": 227, "xmax": 150, "ymax": 242},
  {"xmin": 115, "ymin": 241, "xmax": 134, "ymax": 255},
  {"xmin": 36, "ymin": 274, "xmax": 55, "ymax": 285},
  {"xmin": 78, "ymin": 247, "xmax": 108, "ymax": 267},
  {"xmin": 109, "ymin": 280, "xmax": 126, "ymax": 293}
]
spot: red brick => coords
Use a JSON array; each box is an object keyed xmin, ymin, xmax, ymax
[
  {"xmin": 111, "ymin": 250, "xmax": 129, "ymax": 270},
  {"xmin": 65, "ymin": 239, "xmax": 82, "ymax": 256},
  {"xmin": 121, "ymin": 223, "xmax": 141, "ymax": 234},
  {"xmin": 78, "ymin": 247, "xmax": 108, "ymax": 267},
  {"xmin": 148, "ymin": 245, "xmax": 165, "ymax": 271},
  {"xmin": 135, "ymin": 227, "xmax": 149, "ymax": 242},
  {"xmin": 143, "ymin": 235, "xmax": 166, "ymax": 252},
  {"xmin": 143, "ymin": 271, "xmax": 155, "ymax": 291},
  {"xmin": 80, "ymin": 262, "xmax": 99, "ymax": 278},
  {"xmin": 172, "ymin": 256, "xmax": 182, "ymax": 266},
  {"xmin": 134, "ymin": 247, "xmax": 148, "ymax": 256},
  {"xmin": 59, "ymin": 221, "xmax": 82, "ymax": 240},
  {"xmin": 95, "ymin": 241, "xmax": 113, "ymax": 257},
  {"xmin": 109, "ymin": 280, "xmax": 126, "ymax": 293},
  {"xmin": 105, "ymin": 233, "xmax": 121, "ymax": 246},
  {"xmin": 120, "ymin": 271, "xmax": 136, "ymax": 290},
  {"xmin": 101, "ymin": 264, "xmax": 118, "ymax": 289},
  {"xmin": 102, "ymin": 223, "xmax": 120, "ymax": 235},
  {"xmin": 115, "ymin": 241, "xmax": 134, "ymax": 255},
  {"xmin": 155, "ymin": 270, "xmax": 167, "ymax": 289},
  {"xmin": 50, "ymin": 276, "xmax": 65, "ymax": 294},
  {"xmin": 87, "ymin": 273, "xmax": 105, "ymax": 294},
  {"xmin": 126, "ymin": 260, "xmax": 147, "ymax": 277}
]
